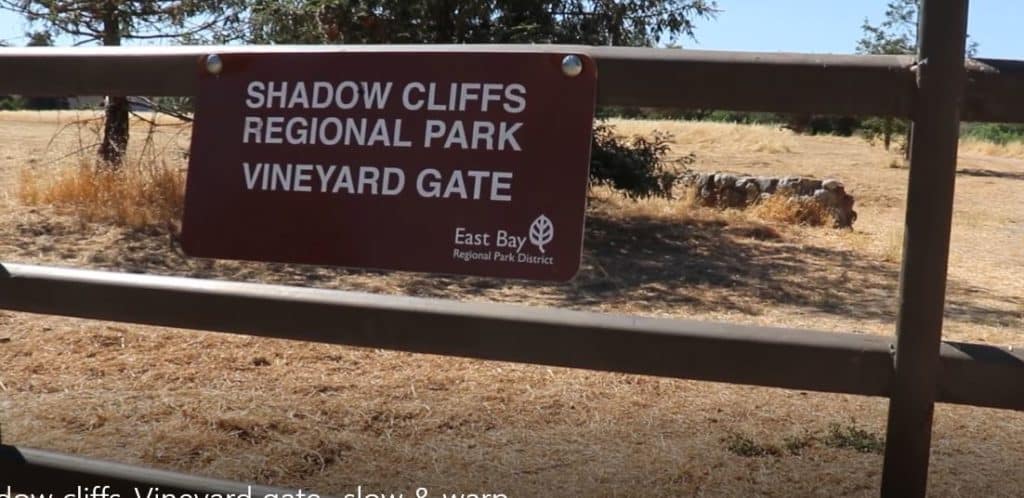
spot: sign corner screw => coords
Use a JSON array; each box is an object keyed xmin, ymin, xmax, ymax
[
  {"xmin": 561, "ymin": 55, "xmax": 583, "ymax": 77},
  {"xmin": 205, "ymin": 54, "xmax": 223, "ymax": 75}
]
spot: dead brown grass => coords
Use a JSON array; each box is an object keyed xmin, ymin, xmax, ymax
[
  {"xmin": 609, "ymin": 119, "xmax": 800, "ymax": 158},
  {"xmin": 749, "ymin": 194, "xmax": 835, "ymax": 227},
  {"xmin": 960, "ymin": 137, "xmax": 1024, "ymax": 159},
  {"xmin": 0, "ymin": 114, "xmax": 1022, "ymax": 496},
  {"xmin": 18, "ymin": 161, "xmax": 184, "ymax": 229},
  {"xmin": 0, "ymin": 109, "xmax": 184, "ymax": 126},
  {"xmin": 12, "ymin": 111, "xmax": 188, "ymax": 229}
]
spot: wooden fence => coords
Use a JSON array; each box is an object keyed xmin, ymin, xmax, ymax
[{"xmin": 0, "ymin": 1, "xmax": 1022, "ymax": 496}]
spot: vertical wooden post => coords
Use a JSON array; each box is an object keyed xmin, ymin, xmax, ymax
[{"xmin": 880, "ymin": 1, "xmax": 969, "ymax": 496}]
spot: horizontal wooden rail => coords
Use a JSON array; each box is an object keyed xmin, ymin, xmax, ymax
[
  {"xmin": 0, "ymin": 45, "xmax": 1020, "ymax": 122},
  {"xmin": 964, "ymin": 58, "xmax": 1024, "ymax": 123},
  {"xmin": 1, "ymin": 263, "xmax": 1021, "ymax": 410},
  {"xmin": 0, "ymin": 445, "xmax": 324, "ymax": 495}
]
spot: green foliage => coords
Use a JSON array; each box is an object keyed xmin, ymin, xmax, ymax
[
  {"xmin": 21, "ymin": 95, "xmax": 68, "ymax": 110},
  {"xmin": 856, "ymin": 0, "xmax": 978, "ymax": 58},
  {"xmin": 782, "ymin": 433, "xmax": 815, "ymax": 456},
  {"xmin": 248, "ymin": 0, "xmax": 326, "ymax": 44},
  {"xmin": 723, "ymin": 432, "xmax": 781, "ymax": 458},
  {"xmin": 856, "ymin": 0, "xmax": 917, "ymax": 56},
  {"xmin": 855, "ymin": 1, "xmax": 917, "ymax": 151},
  {"xmin": 701, "ymin": 110, "xmax": 785, "ymax": 125},
  {"xmin": 589, "ymin": 122, "xmax": 691, "ymax": 199},
  {"xmin": 859, "ymin": 116, "xmax": 909, "ymax": 152},
  {"xmin": 595, "ymin": 106, "xmax": 699, "ymax": 121},
  {"xmin": 2, "ymin": 0, "xmax": 247, "ymax": 45},
  {"xmin": 248, "ymin": 0, "xmax": 719, "ymax": 46},
  {"xmin": 25, "ymin": 30, "xmax": 51, "ymax": 47},
  {"xmin": 961, "ymin": 123, "xmax": 1024, "ymax": 145},
  {"xmin": 823, "ymin": 423, "xmax": 885, "ymax": 454},
  {"xmin": 787, "ymin": 115, "xmax": 860, "ymax": 136},
  {"xmin": 855, "ymin": 1, "xmax": 981, "ymax": 152},
  {"xmin": 723, "ymin": 424, "xmax": 885, "ymax": 458},
  {"xmin": 0, "ymin": 95, "xmax": 23, "ymax": 110}
]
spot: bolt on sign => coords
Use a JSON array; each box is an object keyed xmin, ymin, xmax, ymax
[{"xmin": 181, "ymin": 50, "xmax": 597, "ymax": 281}]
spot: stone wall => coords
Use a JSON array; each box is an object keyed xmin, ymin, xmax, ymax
[{"xmin": 682, "ymin": 172, "xmax": 857, "ymax": 228}]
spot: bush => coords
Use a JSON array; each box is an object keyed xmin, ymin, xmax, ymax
[
  {"xmin": 0, "ymin": 95, "xmax": 23, "ymax": 110},
  {"xmin": 823, "ymin": 423, "xmax": 885, "ymax": 454},
  {"xmin": 18, "ymin": 160, "xmax": 185, "ymax": 229},
  {"xmin": 589, "ymin": 121, "xmax": 693, "ymax": 199},
  {"xmin": 22, "ymin": 96, "xmax": 70, "ymax": 110},
  {"xmin": 595, "ymin": 106, "xmax": 719, "ymax": 121},
  {"xmin": 704, "ymin": 110, "xmax": 787, "ymax": 125},
  {"xmin": 784, "ymin": 114, "xmax": 860, "ymax": 136},
  {"xmin": 961, "ymin": 122, "xmax": 1024, "ymax": 145},
  {"xmin": 723, "ymin": 432, "xmax": 782, "ymax": 457},
  {"xmin": 859, "ymin": 117, "xmax": 910, "ymax": 152},
  {"xmin": 17, "ymin": 116, "xmax": 187, "ymax": 229}
]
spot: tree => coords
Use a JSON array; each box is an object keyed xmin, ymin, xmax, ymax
[
  {"xmin": 249, "ymin": 0, "xmax": 718, "ymax": 47},
  {"xmin": 0, "ymin": 0, "xmax": 245, "ymax": 166},
  {"xmin": 856, "ymin": 0, "xmax": 916, "ymax": 152},
  {"xmin": 856, "ymin": 0, "xmax": 917, "ymax": 57},
  {"xmin": 856, "ymin": 0, "xmax": 977, "ymax": 153}
]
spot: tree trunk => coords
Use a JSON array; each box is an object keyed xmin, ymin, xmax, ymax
[
  {"xmin": 99, "ymin": 96, "xmax": 129, "ymax": 166},
  {"xmin": 97, "ymin": 8, "xmax": 128, "ymax": 168},
  {"xmin": 883, "ymin": 117, "xmax": 893, "ymax": 151}
]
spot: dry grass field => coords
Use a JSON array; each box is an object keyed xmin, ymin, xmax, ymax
[{"xmin": 0, "ymin": 111, "xmax": 1022, "ymax": 496}]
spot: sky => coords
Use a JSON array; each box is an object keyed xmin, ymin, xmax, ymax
[
  {"xmin": 0, "ymin": 1, "xmax": 1020, "ymax": 60},
  {"xmin": 688, "ymin": 0, "xmax": 1023, "ymax": 59}
]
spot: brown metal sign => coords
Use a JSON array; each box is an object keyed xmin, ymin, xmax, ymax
[{"xmin": 180, "ymin": 51, "xmax": 597, "ymax": 281}]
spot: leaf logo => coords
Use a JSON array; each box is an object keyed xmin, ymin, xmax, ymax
[{"xmin": 529, "ymin": 214, "xmax": 554, "ymax": 253}]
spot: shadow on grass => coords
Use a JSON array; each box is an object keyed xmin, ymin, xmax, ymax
[
  {"xmin": 383, "ymin": 208, "xmax": 1020, "ymax": 330},
  {"xmin": 958, "ymin": 168, "xmax": 1024, "ymax": 181},
  {"xmin": 7, "ymin": 204, "xmax": 1021, "ymax": 330}
]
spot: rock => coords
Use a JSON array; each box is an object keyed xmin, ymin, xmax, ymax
[
  {"xmin": 813, "ymin": 188, "xmax": 837, "ymax": 206},
  {"xmin": 740, "ymin": 182, "xmax": 760, "ymax": 205},
  {"xmin": 714, "ymin": 173, "xmax": 737, "ymax": 188},
  {"xmin": 755, "ymin": 176, "xmax": 778, "ymax": 193},
  {"xmin": 720, "ymin": 187, "xmax": 747, "ymax": 208},
  {"xmin": 822, "ymin": 178, "xmax": 844, "ymax": 191},
  {"xmin": 796, "ymin": 178, "xmax": 823, "ymax": 195},
  {"xmin": 682, "ymin": 171, "xmax": 857, "ymax": 228}
]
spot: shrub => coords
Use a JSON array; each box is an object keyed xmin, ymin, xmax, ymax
[
  {"xmin": 0, "ymin": 95, "xmax": 23, "ymax": 110},
  {"xmin": 723, "ymin": 432, "xmax": 781, "ymax": 457},
  {"xmin": 18, "ymin": 160, "xmax": 185, "ymax": 229},
  {"xmin": 22, "ymin": 96, "xmax": 70, "ymax": 111},
  {"xmin": 17, "ymin": 116, "xmax": 187, "ymax": 229},
  {"xmin": 704, "ymin": 111, "xmax": 784, "ymax": 125},
  {"xmin": 859, "ymin": 117, "xmax": 910, "ymax": 152},
  {"xmin": 589, "ymin": 121, "xmax": 693, "ymax": 199},
  {"xmin": 961, "ymin": 122, "xmax": 1024, "ymax": 145},
  {"xmin": 823, "ymin": 423, "xmax": 885, "ymax": 454},
  {"xmin": 783, "ymin": 114, "xmax": 860, "ymax": 136}
]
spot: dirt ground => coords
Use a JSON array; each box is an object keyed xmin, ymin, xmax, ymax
[{"xmin": 0, "ymin": 111, "xmax": 1021, "ymax": 496}]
